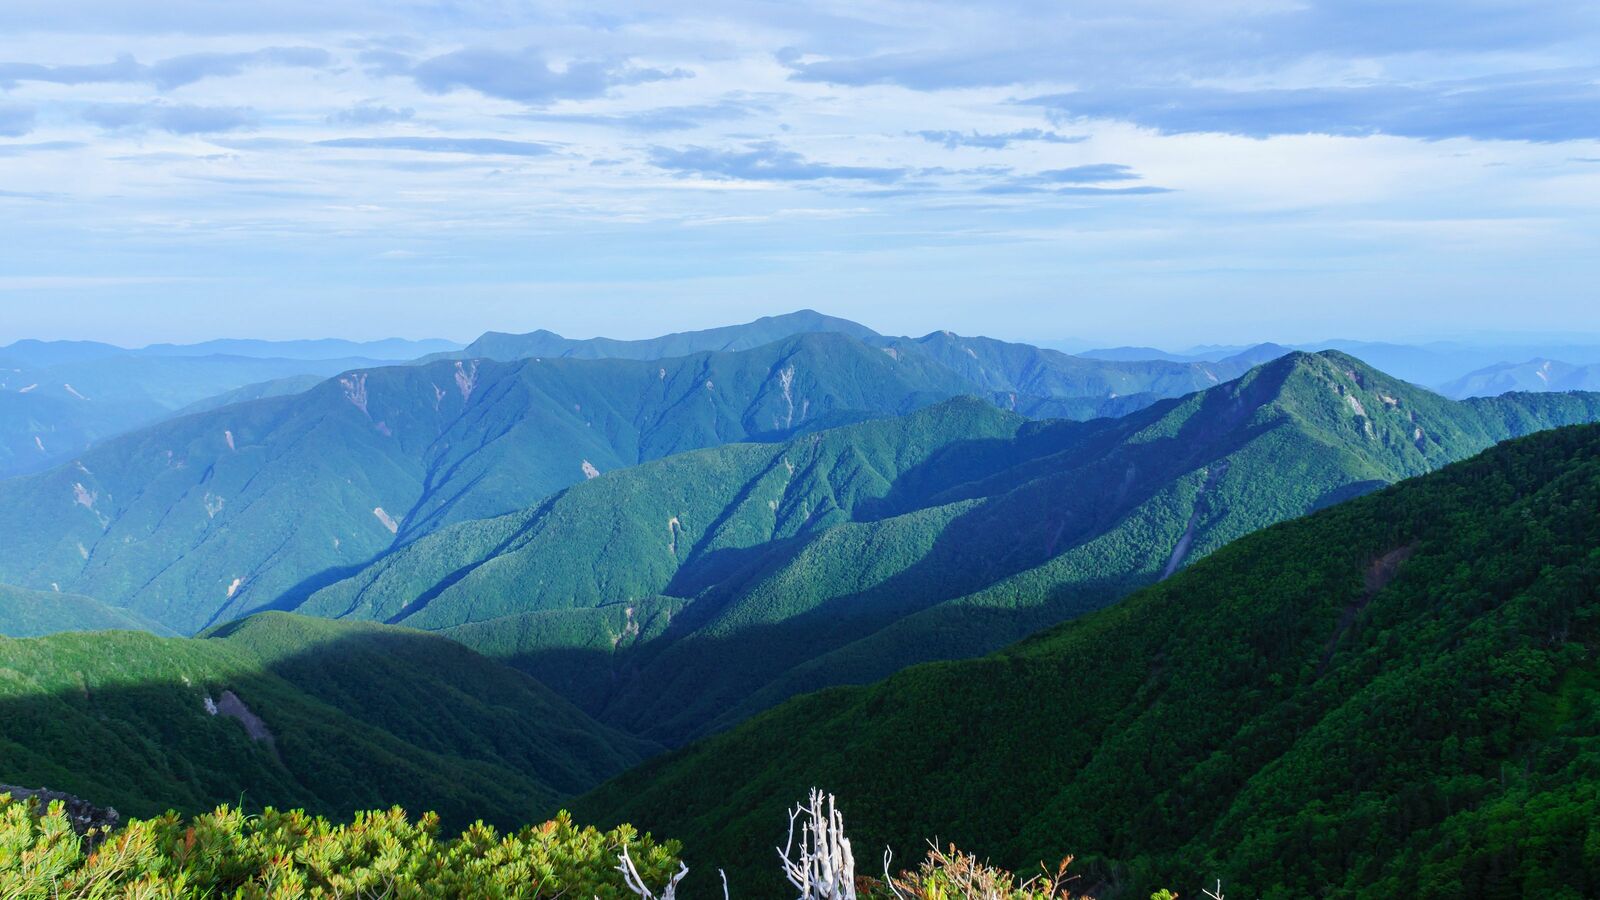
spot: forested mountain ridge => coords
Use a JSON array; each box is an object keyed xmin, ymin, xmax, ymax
[
  {"xmin": 0, "ymin": 333, "xmax": 969, "ymax": 634},
  {"xmin": 295, "ymin": 351, "xmax": 1600, "ymax": 744},
  {"xmin": 438, "ymin": 310, "xmax": 1291, "ymax": 421},
  {"xmin": 576, "ymin": 421, "xmax": 1600, "ymax": 899},
  {"xmin": 0, "ymin": 612, "xmax": 650, "ymax": 828}
]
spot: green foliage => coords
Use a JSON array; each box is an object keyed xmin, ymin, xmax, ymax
[
  {"xmin": 0, "ymin": 792, "xmax": 679, "ymax": 899},
  {"xmin": 863, "ymin": 846, "xmax": 1089, "ymax": 899},
  {"xmin": 0, "ymin": 614, "xmax": 649, "ymax": 829},
  {"xmin": 576, "ymin": 423, "xmax": 1600, "ymax": 898}
]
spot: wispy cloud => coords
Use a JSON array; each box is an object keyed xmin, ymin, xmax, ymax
[
  {"xmin": 1037, "ymin": 164, "xmax": 1140, "ymax": 184},
  {"xmin": 0, "ymin": 102, "xmax": 34, "ymax": 137},
  {"xmin": 328, "ymin": 102, "xmax": 415, "ymax": 125},
  {"xmin": 1023, "ymin": 71, "xmax": 1600, "ymax": 142},
  {"xmin": 978, "ymin": 162, "xmax": 1171, "ymax": 196},
  {"xmin": 648, "ymin": 141, "xmax": 905, "ymax": 182},
  {"xmin": 0, "ymin": 141, "xmax": 84, "ymax": 156},
  {"xmin": 0, "ymin": 0, "xmax": 1594, "ymax": 346},
  {"xmin": 371, "ymin": 46, "xmax": 690, "ymax": 105},
  {"xmin": 82, "ymin": 102, "xmax": 257, "ymax": 134},
  {"xmin": 315, "ymin": 136, "xmax": 559, "ymax": 156},
  {"xmin": 912, "ymin": 129, "xmax": 1085, "ymax": 150},
  {"xmin": 525, "ymin": 99, "xmax": 763, "ymax": 133},
  {"xmin": 0, "ymin": 47, "xmax": 330, "ymax": 90}
]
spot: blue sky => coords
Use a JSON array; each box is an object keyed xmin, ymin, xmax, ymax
[{"xmin": 0, "ymin": 0, "xmax": 1597, "ymax": 347}]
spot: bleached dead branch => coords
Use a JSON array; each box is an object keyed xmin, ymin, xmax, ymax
[
  {"xmin": 777, "ymin": 788, "xmax": 857, "ymax": 899},
  {"xmin": 616, "ymin": 843, "xmax": 688, "ymax": 900}
]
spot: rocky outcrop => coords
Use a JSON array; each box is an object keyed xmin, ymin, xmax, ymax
[{"xmin": 1, "ymin": 784, "xmax": 121, "ymax": 837}]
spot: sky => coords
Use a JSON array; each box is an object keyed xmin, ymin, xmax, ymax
[{"xmin": 0, "ymin": 0, "xmax": 1598, "ymax": 348}]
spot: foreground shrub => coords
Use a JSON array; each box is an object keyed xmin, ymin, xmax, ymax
[
  {"xmin": 862, "ymin": 845, "xmax": 1084, "ymax": 899},
  {"xmin": 0, "ymin": 792, "xmax": 679, "ymax": 899}
]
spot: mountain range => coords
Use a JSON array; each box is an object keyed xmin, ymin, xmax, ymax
[
  {"xmin": 0, "ymin": 332, "xmax": 978, "ymax": 633},
  {"xmin": 296, "ymin": 351, "xmax": 1599, "ymax": 744},
  {"xmin": 1088, "ymin": 337, "xmax": 1600, "ymax": 394},
  {"xmin": 3, "ymin": 313, "xmax": 1600, "ymax": 898}
]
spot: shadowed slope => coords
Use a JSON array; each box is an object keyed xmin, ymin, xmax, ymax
[{"xmin": 0, "ymin": 612, "xmax": 650, "ymax": 829}]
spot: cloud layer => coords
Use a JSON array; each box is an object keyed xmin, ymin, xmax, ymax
[{"xmin": 0, "ymin": 1, "xmax": 1596, "ymax": 345}]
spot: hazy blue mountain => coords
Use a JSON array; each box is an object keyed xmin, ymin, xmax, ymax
[
  {"xmin": 1077, "ymin": 345, "xmax": 1193, "ymax": 362},
  {"xmin": 138, "ymin": 337, "xmax": 463, "ymax": 360},
  {"xmin": 1439, "ymin": 358, "xmax": 1600, "ymax": 398},
  {"xmin": 1079, "ymin": 342, "xmax": 1290, "ymax": 365},
  {"xmin": 171, "ymin": 373, "xmax": 327, "ymax": 417},
  {"xmin": 890, "ymin": 332, "xmax": 1291, "ymax": 416},
  {"xmin": 1086, "ymin": 339, "xmax": 1600, "ymax": 391},
  {"xmin": 0, "ymin": 340, "xmax": 126, "ymax": 367},
  {"xmin": 434, "ymin": 310, "xmax": 884, "ymax": 363},
  {"xmin": 0, "ymin": 355, "xmax": 389, "ymax": 477}
]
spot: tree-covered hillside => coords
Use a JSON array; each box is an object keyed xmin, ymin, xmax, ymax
[
  {"xmin": 0, "ymin": 612, "xmax": 650, "ymax": 828},
  {"xmin": 300, "ymin": 351, "xmax": 1600, "ymax": 745},
  {"xmin": 576, "ymin": 422, "xmax": 1600, "ymax": 899}
]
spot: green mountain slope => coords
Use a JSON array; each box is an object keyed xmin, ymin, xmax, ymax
[
  {"xmin": 299, "ymin": 352, "xmax": 1600, "ymax": 745},
  {"xmin": 0, "ymin": 583, "xmax": 170, "ymax": 637},
  {"xmin": 0, "ymin": 612, "xmax": 650, "ymax": 828},
  {"xmin": 0, "ymin": 333, "xmax": 970, "ymax": 633},
  {"xmin": 576, "ymin": 423, "xmax": 1600, "ymax": 900}
]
